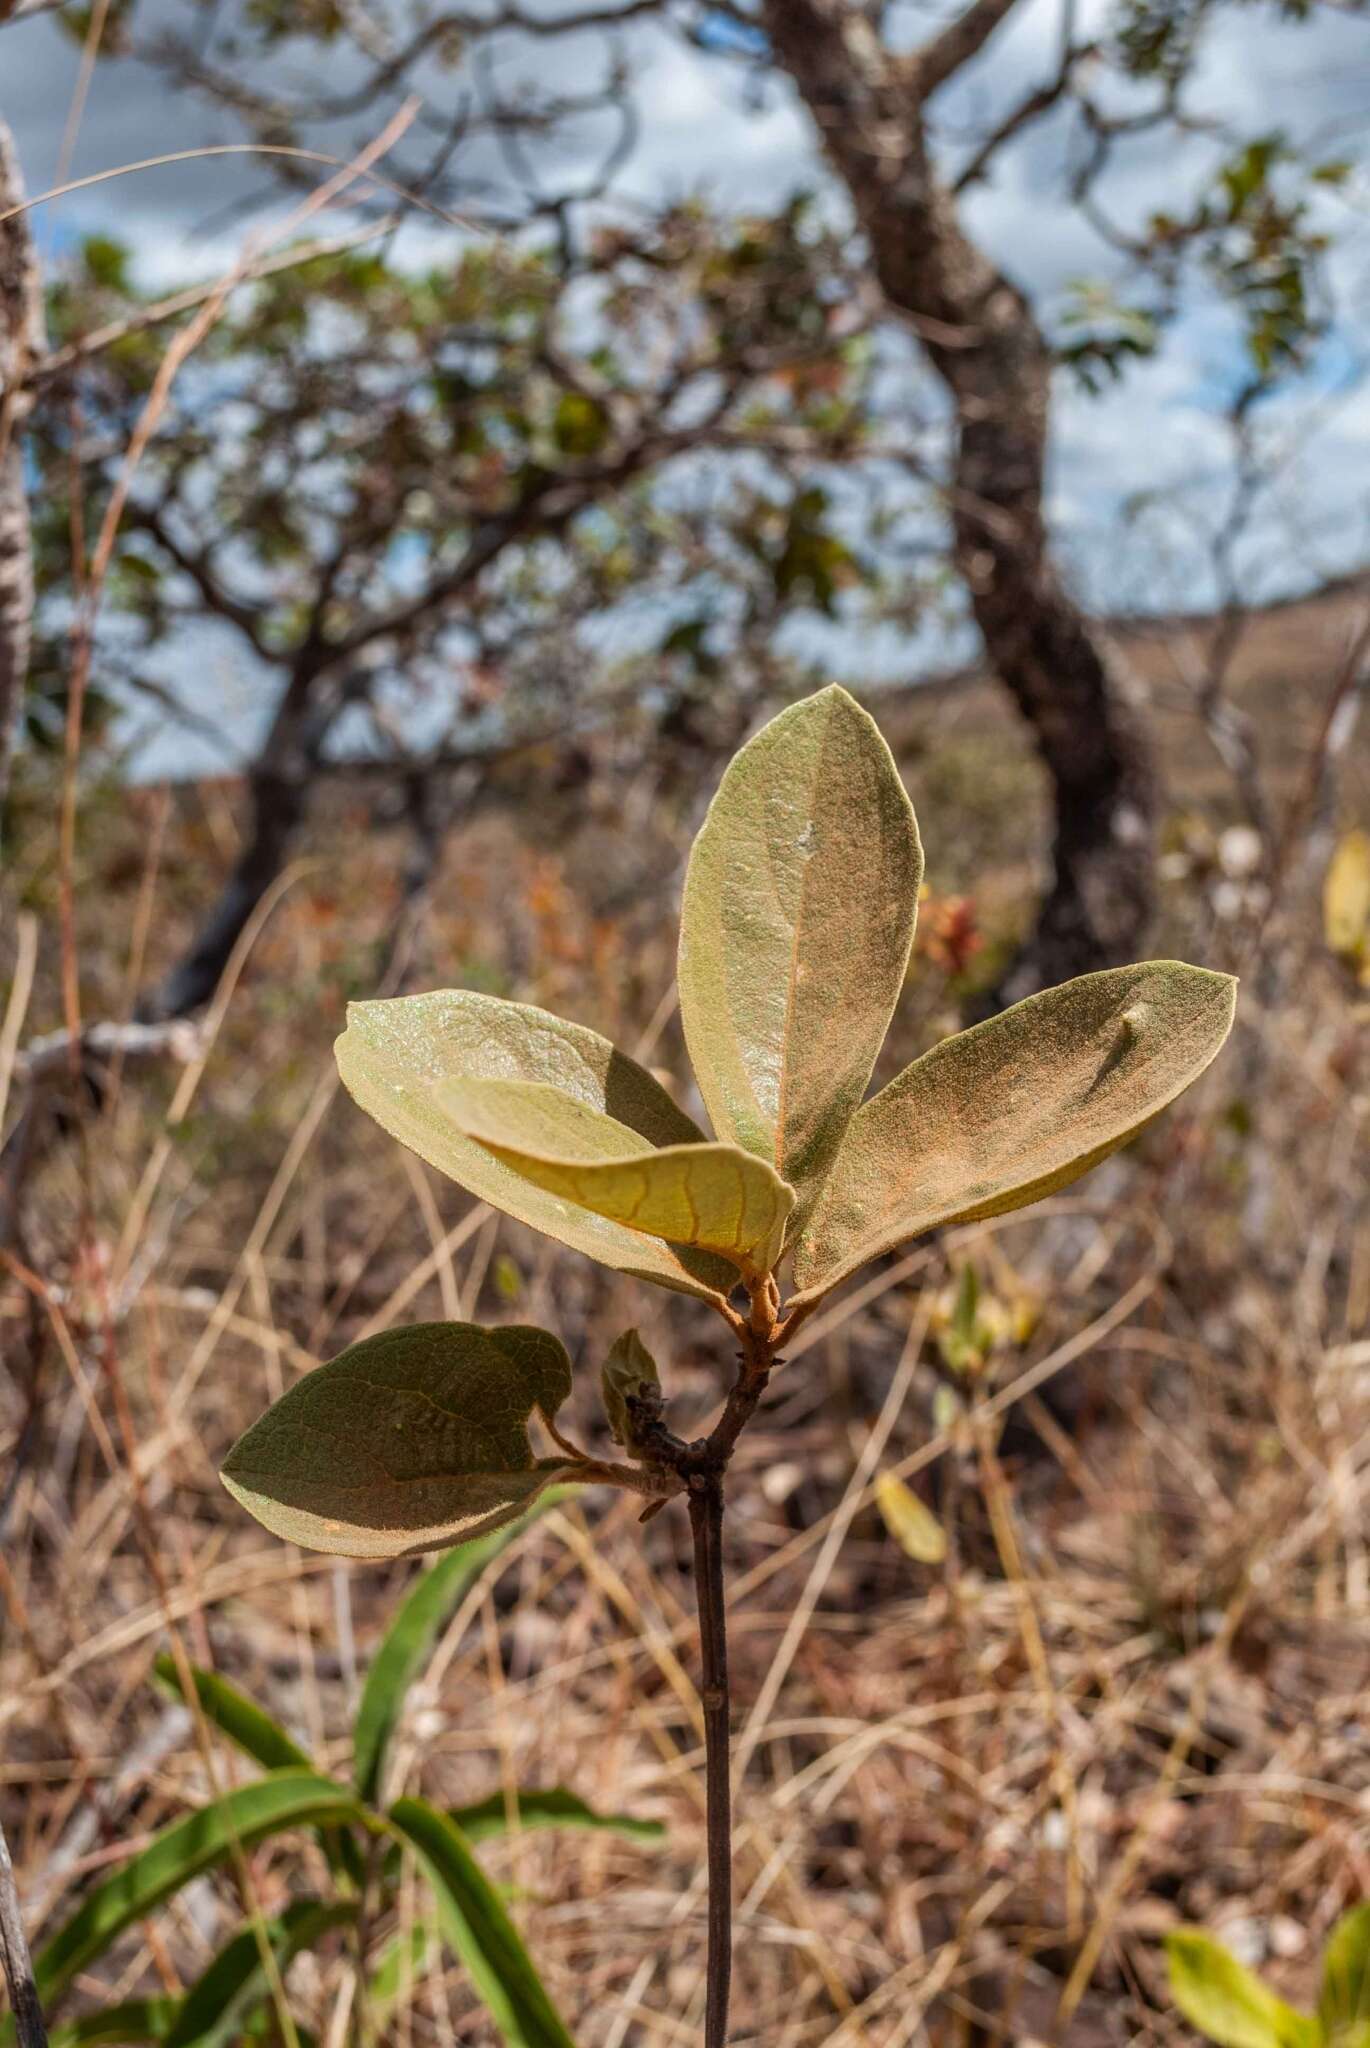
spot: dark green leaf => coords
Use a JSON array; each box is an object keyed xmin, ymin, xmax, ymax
[
  {"xmin": 152, "ymin": 1657, "xmax": 313, "ymax": 1773},
  {"xmin": 28, "ymin": 1773, "xmax": 365, "ymax": 2018},
  {"xmin": 165, "ymin": 1900, "xmax": 355, "ymax": 2048},
  {"xmin": 47, "ymin": 2004, "xmax": 177, "ymax": 2048},
  {"xmin": 447, "ymin": 1788, "xmax": 665, "ymax": 1845},
  {"xmin": 222, "ymin": 1323, "xmax": 581, "ymax": 1561},
  {"xmin": 387, "ymin": 1797, "xmax": 576, "ymax": 2048}
]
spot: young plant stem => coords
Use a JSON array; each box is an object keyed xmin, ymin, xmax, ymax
[{"xmin": 688, "ymin": 1472, "xmax": 731, "ymax": 2048}]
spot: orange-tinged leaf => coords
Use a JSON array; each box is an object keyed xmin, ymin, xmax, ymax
[{"xmin": 791, "ymin": 962, "xmax": 1236, "ymax": 1305}]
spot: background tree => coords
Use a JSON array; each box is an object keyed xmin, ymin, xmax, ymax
[{"xmin": 4, "ymin": 0, "xmax": 1363, "ymax": 1012}]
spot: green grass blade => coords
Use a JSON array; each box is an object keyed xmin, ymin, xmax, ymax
[
  {"xmin": 28, "ymin": 1771, "xmax": 364, "ymax": 2018},
  {"xmin": 165, "ymin": 1899, "xmax": 355, "ymax": 2048},
  {"xmin": 367, "ymin": 1922, "xmax": 436, "ymax": 2033},
  {"xmin": 448, "ymin": 1789, "xmax": 664, "ymax": 1846},
  {"xmin": 152, "ymin": 1656, "xmax": 314, "ymax": 1773},
  {"xmin": 353, "ymin": 1490, "xmax": 570, "ymax": 1806},
  {"xmin": 387, "ymin": 1797, "xmax": 576, "ymax": 2048},
  {"xmin": 47, "ymin": 2003, "xmax": 178, "ymax": 2046}
]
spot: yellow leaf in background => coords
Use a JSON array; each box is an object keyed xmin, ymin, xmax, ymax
[
  {"xmin": 1324, "ymin": 830, "xmax": 1370, "ymax": 965},
  {"xmin": 875, "ymin": 1471, "xmax": 947, "ymax": 1565}
]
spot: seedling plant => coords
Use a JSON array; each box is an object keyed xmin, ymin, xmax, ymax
[{"xmin": 223, "ymin": 686, "xmax": 1237, "ymax": 2045}]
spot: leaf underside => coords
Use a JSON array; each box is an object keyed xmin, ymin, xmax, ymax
[
  {"xmin": 792, "ymin": 962, "xmax": 1237, "ymax": 1304},
  {"xmin": 221, "ymin": 1323, "xmax": 580, "ymax": 1560},
  {"xmin": 678, "ymin": 683, "xmax": 923, "ymax": 1224},
  {"xmin": 336, "ymin": 989, "xmax": 734, "ymax": 1303},
  {"xmin": 436, "ymin": 1073, "xmax": 793, "ymax": 1272}
]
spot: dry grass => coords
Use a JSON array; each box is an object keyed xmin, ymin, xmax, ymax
[{"xmin": 2, "ymin": 607, "xmax": 1369, "ymax": 2046}]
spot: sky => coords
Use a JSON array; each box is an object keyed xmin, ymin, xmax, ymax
[{"xmin": 3, "ymin": 0, "xmax": 1370, "ymax": 772}]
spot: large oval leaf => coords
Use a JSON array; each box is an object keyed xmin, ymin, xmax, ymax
[
  {"xmin": 792, "ymin": 962, "xmax": 1236, "ymax": 1305},
  {"xmin": 436, "ymin": 1075, "xmax": 793, "ymax": 1276},
  {"xmin": 678, "ymin": 685, "xmax": 922, "ymax": 1222},
  {"xmin": 222, "ymin": 1324, "xmax": 580, "ymax": 1561},
  {"xmin": 336, "ymin": 991, "xmax": 734, "ymax": 1305}
]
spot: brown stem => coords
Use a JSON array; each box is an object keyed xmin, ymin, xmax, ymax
[
  {"xmin": 0, "ymin": 1815, "xmax": 46, "ymax": 2048},
  {"xmin": 688, "ymin": 1472, "xmax": 731, "ymax": 2048}
]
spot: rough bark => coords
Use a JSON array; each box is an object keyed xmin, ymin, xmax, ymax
[
  {"xmin": 0, "ymin": 118, "xmax": 44, "ymax": 814},
  {"xmin": 761, "ymin": 0, "xmax": 1157, "ymax": 996}
]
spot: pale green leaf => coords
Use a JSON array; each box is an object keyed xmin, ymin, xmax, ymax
[
  {"xmin": 387, "ymin": 1797, "xmax": 576, "ymax": 2048},
  {"xmin": 678, "ymin": 684, "xmax": 922, "ymax": 1222},
  {"xmin": 600, "ymin": 1329, "xmax": 661, "ymax": 1449},
  {"xmin": 1321, "ymin": 1903, "xmax": 1370, "ymax": 2042},
  {"xmin": 1166, "ymin": 1931, "xmax": 1319, "ymax": 2048},
  {"xmin": 874, "ymin": 1471, "xmax": 947, "ymax": 1564},
  {"xmin": 336, "ymin": 990, "xmax": 734, "ymax": 1304},
  {"xmin": 435, "ymin": 1075, "xmax": 793, "ymax": 1275},
  {"xmin": 221, "ymin": 1323, "xmax": 581, "ymax": 1561},
  {"xmin": 792, "ymin": 962, "xmax": 1237, "ymax": 1304}
]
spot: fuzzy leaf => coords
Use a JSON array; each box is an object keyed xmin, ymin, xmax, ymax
[
  {"xmin": 874, "ymin": 1472, "xmax": 947, "ymax": 1564},
  {"xmin": 1321, "ymin": 1903, "xmax": 1370, "ymax": 2042},
  {"xmin": 336, "ymin": 990, "xmax": 734, "ymax": 1304},
  {"xmin": 436, "ymin": 1075, "xmax": 793, "ymax": 1274},
  {"xmin": 221, "ymin": 1323, "xmax": 580, "ymax": 1561},
  {"xmin": 1166, "ymin": 1931, "xmax": 1318, "ymax": 2048},
  {"xmin": 678, "ymin": 684, "xmax": 922, "ymax": 1222},
  {"xmin": 792, "ymin": 963, "xmax": 1236, "ymax": 1304},
  {"xmin": 599, "ymin": 1329, "xmax": 661, "ymax": 1449}
]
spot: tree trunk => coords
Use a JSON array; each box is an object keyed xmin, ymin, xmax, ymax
[
  {"xmin": 761, "ymin": 0, "xmax": 1157, "ymax": 995},
  {"xmin": 0, "ymin": 118, "xmax": 44, "ymax": 816}
]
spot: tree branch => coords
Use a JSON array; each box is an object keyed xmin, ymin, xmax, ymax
[{"xmin": 914, "ymin": 0, "xmax": 1024, "ymax": 99}]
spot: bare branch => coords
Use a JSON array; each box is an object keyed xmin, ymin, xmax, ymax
[{"xmin": 913, "ymin": 0, "xmax": 1024, "ymax": 99}]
